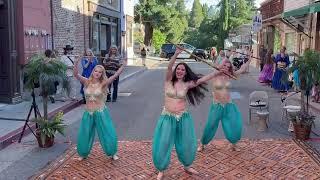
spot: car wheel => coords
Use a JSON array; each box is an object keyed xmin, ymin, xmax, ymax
[{"xmin": 167, "ymin": 53, "xmax": 174, "ymax": 59}]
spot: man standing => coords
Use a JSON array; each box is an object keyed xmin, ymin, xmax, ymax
[
  {"xmin": 103, "ymin": 45, "xmax": 123, "ymax": 102},
  {"xmin": 60, "ymin": 45, "xmax": 77, "ymax": 100},
  {"xmin": 259, "ymin": 45, "xmax": 267, "ymax": 71}
]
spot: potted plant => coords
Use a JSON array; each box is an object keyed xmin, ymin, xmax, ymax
[
  {"xmin": 32, "ymin": 112, "xmax": 66, "ymax": 148},
  {"xmin": 24, "ymin": 53, "xmax": 69, "ymax": 147},
  {"xmin": 283, "ymin": 49, "xmax": 320, "ymax": 140}
]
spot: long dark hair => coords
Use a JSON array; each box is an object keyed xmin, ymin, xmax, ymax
[
  {"xmin": 265, "ymin": 49, "xmax": 274, "ymax": 64},
  {"xmin": 171, "ymin": 62, "xmax": 208, "ymax": 105}
]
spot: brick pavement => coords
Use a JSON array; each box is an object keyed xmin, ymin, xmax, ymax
[{"xmin": 32, "ymin": 139, "xmax": 320, "ymax": 179}]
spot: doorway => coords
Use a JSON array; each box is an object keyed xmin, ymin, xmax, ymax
[{"xmin": 100, "ymin": 24, "xmax": 111, "ymax": 55}]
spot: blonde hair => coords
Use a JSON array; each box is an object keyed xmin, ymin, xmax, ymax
[
  {"xmin": 86, "ymin": 65, "xmax": 109, "ymax": 96},
  {"xmin": 87, "ymin": 65, "xmax": 108, "ymax": 84},
  {"xmin": 84, "ymin": 48, "xmax": 94, "ymax": 56}
]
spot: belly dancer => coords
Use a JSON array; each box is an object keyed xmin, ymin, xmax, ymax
[
  {"xmin": 73, "ymin": 57, "xmax": 126, "ymax": 160},
  {"xmin": 152, "ymin": 48, "xmax": 218, "ymax": 180},
  {"xmin": 198, "ymin": 55, "xmax": 252, "ymax": 152}
]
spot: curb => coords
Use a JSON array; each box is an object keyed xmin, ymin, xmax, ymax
[
  {"xmin": 0, "ymin": 100, "xmax": 82, "ymax": 150},
  {"xmin": 0, "ymin": 68, "xmax": 146, "ymax": 150}
]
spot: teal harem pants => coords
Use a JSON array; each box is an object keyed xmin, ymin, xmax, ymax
[
  {"xmin": 152, "ymin": 111, "xmax": 197, "ymax": 171},
  {"xmin": 201, "ymin": 101, "xmax": 242, "ymax": 145},
  {"xmin": 77, "ymin": 107, "xmax": 118, "ymax": 158}
]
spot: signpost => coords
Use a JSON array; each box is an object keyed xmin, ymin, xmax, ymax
[
  {"xmin": 252, "ymin": 14, "xmax": 262, "ymax": 33},
  {"xmin": 250, "ymin": 14, "xmax": 262, "ymax": 51}
]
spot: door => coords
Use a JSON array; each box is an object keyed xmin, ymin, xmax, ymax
[{"xmin": 100, "ymin": 24, "xmax": 111, "ymax": 55}]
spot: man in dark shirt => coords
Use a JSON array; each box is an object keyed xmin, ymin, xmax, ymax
[
  {"xmin": 103, "ymin": 45, "xmax": 122, "ymax": 102},
  {"xmin": 259, "ymin": 45, "xmax": 267, "ymax": 71}
]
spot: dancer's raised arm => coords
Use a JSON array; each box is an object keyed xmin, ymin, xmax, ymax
[
  {"xmin": 188, "ymin": 71, "xmax": 220, "ymax": 88},
  {"xmin": 166, "ymin": 48, "xmax": 182, "ymax": 81},
  {"xmin": 103, "ymin": 59, "xmax": 127, "ymax": 87},
  {"xmin": 74, "ymin": 57, "xmax": 88, "ymax": 85}
]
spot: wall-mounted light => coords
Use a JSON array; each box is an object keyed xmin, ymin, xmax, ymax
[
  {"xmin": 25, "ymin": 29, "xmax": 32, "ymax": 36},
  {"xmin": 31, "ymin": 29, "xmax": 39, "ymax": 36},
  {"xmin": 41, "ymin": 30, "xmax": 48, "ymax": 36}
]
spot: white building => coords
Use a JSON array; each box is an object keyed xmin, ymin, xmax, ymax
[{"xmin": 121, "ymin": 0, "xmax": 134, "ymax": 65}]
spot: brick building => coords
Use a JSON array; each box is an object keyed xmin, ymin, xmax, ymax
[
  {"xmin": 282, "ymin": 0, "xmax": 320, "ymax": 55},
  {"xmin": 52, "ymin": 0, "xmax": 122, "ymax": 57},
  {"xmin": 0, "ymin": 0, "xmax": 52, "ymax": 103},
  {"xmin": 259, "ymin": 0, "xmax": 320, "ymax": 56},
  {"xmin": 0, "ymin": 0, "xmax": 133, "ymax": 103},
  {"xmin": 259, "ymin": 0, "xmax": 285, "ymax": 53}
]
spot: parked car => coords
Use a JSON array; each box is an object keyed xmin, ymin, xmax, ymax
[
  {"xmin": 160, "ymin": 43, "xmax": 196, "ymax": 59},
  {"xmin": 192, "ymin": 49, "xmax": 209, "ymax": 60}
]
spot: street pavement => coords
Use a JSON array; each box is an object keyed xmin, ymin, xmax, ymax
[{"xmin": 0, "ymin": 59, "xmax": 319, "ymax": 179}]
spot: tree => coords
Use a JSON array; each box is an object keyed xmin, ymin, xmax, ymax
[
  {"xmin": 202, "ymin": 4, "xmax": 209, "ymax": 19},
  {"xmin": 217, "ymin": 0, "xmax": 230, "ymax": 50},
  {"xmin": 229, "ymin": 0, "xmax": 252, "ymax": 30},
  {"xmin": 189, "ymin": 0, "xmax": 204, "ymax": 28},
  {"xmin": 152, "ymin": 29, "xmax": 166, "ymax": 53},
  {"xmin": 134, "ymin": 0, "xmax": 189, "ymax": 46}
]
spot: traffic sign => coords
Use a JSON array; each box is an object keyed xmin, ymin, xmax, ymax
[{"xmin": 252, "ymin": 14, "xmax": 262, "ymax": 32}]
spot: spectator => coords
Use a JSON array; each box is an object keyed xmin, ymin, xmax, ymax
[
  {"xmin": 80, "ymin": 48, "xmax": 98, "ymax": 103},
  {"xmin": 258, "ymin": 49, "xmax": 274, "ymax": 84},
  {"xmin": 271, "ymin": 48, "xmax": 290, "ymax": 92},
  {"xmin": 210, "ymin": 47, "xmax": 217, "ymax": 62},
  {"xmin": 60, "ymin": 45, "xmax": 77, "ymax": 101},
  {"xmin": 259, "ymin": 45, "xmax": 267, "ymax": 71},
  {"xmin": 103, "ymin": 45, "xmax": 123, "ymax": 102},
  {"xmin": 140, "ymin": 45, "xmax": 147, "ymax": 66}
]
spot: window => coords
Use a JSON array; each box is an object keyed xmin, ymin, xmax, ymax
[{"xmin": 92, "ymin": 15, "xmax": 100, "ymax": 54}]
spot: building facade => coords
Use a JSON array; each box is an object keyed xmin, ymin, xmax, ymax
[
  {"xmin": 259, "ymin": 0, "xmax": 285, "ymax": 53},
  {"xmin": 121, "ymin": 0, "xmax": 134, "ymax": 64},
  {"xmin": 0, "ymin": 0, "xmax": 52, "ymax": 103},
  {"xmin": 282, "ymin": 0, "xmax": 320, "ymax": 55},
  {"xmin": 0, "ymin": 0, "xmax": 126, "ymax": 103},
  {"xmin": 52, "ymin": 0, "xmax": 122, "ymax": 56}
]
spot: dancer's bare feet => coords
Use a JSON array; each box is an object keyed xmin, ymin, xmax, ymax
[
  {"xmin": 197, "ymin": 144, "xmax": 205, "ymax": 152},
  {"xmin": 230, "ymin": 144, "xmax": 240, "ymax": 152},
  {"xmin": 77, "ymin": 157, "xmax": 85, "ymax": 161},
  {"xmin": 157, "ymin": 172, "xmax": 164, "ymax": 180},
  {"xmin": 112, "ymin": 155, "xmax": 119, "ymax": 160},
  {"xmin": 184, "ymin": 167, "xmax": 199, "ymax": 175}
]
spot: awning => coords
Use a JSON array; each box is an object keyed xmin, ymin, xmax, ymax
[{"xmin": 283, "ymin": 2, "xmax": 320, "ymax": 18}]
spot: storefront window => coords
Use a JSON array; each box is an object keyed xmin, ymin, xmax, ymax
[
  {"xmin": 111, "ymin": 25, "xmax": 117, "ymax": 46},
  {"xmin": 92, "ymin": 15, "xmax": 100, "ymax": 54},
  {"xmin": 91, "ymin": 14, "xmax": 119, "ymax": 54}
]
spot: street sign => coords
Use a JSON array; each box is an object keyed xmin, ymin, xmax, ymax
[{"xmin": 252, "ymin": 14, "xmax": 262, "ymax": 32}]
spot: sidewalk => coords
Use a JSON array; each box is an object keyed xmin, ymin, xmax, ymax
[{"xmin": 0, "ymin": 65, "xmax": 146, "ymax": 150}]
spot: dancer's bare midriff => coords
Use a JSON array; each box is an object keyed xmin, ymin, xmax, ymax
[
  {"xmin": 85, "ymin": 100, "xmax": 105, "ymax": 112},
  {"xmin": 164, "ymin": 97, "xmax": 187, "ymax": 115}
]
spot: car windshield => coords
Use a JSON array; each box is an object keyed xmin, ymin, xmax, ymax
[{"xmin": 161, "ymin": 44, "xmax": 174, "ymax": 50}]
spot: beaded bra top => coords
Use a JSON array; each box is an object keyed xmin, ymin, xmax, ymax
[
  {"xmin": 165, "ymin": 82, "xmax": 187, "ymax": 99},
  {"xmin": 84, "ymin": 83, "xmax": 107, "ymax": 102},
  {"xmin": 212, "ymin": 80, "xmax": 231, "ymax": 91}
]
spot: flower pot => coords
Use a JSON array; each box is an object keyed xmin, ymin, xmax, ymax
[
  {"xmin": 36, "ymin": 131, "xmax": 55, "ymax": 148},
  {"xmin": 293, "ymin": 122, "xmax": 311, "ymax": 140}
]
